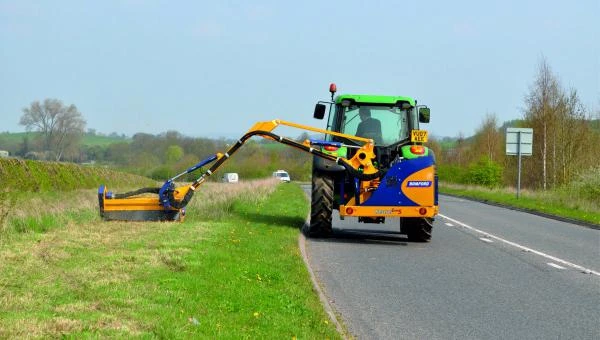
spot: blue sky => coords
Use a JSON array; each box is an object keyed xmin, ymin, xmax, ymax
[{"xmin": 1, "ymin": 0, "xmax": 598, "ymax": 139}]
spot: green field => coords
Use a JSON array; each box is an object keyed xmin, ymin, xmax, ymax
[
  {"xmin": 81, "ymin": 134, "xmax": 130, "ymax": 146},
  {"xmin": 0, "ymin": 132, "xmax": 129, "ymax": 147}
]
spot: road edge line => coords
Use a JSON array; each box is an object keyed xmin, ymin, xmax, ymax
[
  {"xmin": 440, "ymin": 193, "xmax": 600, "ymax": 230},
  {"xmin": 440, "ymin": 213, "xmax": 600, "ymax": 277}
]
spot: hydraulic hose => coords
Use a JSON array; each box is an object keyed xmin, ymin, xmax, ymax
[
  {"xmin": 337, "ymin": 160, "xmax": 383, "ymax": 181},
  {"xmin": 112, "ymin": 187, "xmax": 160, "ymax": 199}
]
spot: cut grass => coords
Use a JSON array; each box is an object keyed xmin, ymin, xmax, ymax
[
  {"xmin": 440, "ymin": 182, "xmax": 600, "ymax": 226},
  {"xmin": 0, "ymin": 180, "xmax": 340, "ymax": 338}
]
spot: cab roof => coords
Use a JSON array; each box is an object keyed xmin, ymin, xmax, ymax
[{"xmin": 335, "ymin": 94, "xmax": 416, "ymax": 107}]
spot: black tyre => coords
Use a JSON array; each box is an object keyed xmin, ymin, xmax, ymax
[
  {"xmin": 308, "ymin": 168, "xmax": 334, "ymax": 237},
  {"xmin": 400, "ymin": 217, "xmax": 433, "ymax": 242}
]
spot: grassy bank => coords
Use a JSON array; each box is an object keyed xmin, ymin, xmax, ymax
[
  {"xmin": 440, "ymin": 182, "xmax": 600, "ymax": 226},
  {"xmin": 0, "ymin": 158, "xmax": 153, "ymax": 192},
  {"xmin": 0, "ymin": 158, "xmax": 156, "ymax": 233},
  {"xmin": 0, "ymin": 180, "xmax": 340, "ymax": 338}
]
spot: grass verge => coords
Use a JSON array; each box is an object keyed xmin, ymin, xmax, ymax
[
  {"xmin": 440, "ymin": 182, "xmax": 600, "ymax": 226},
  {"xmin": 0, "ymin": 180, "xmax": 340, "ymax": 338},
  {"xmin": 0, "ymin": 158, "xmax": 155, "ymax": 192}
]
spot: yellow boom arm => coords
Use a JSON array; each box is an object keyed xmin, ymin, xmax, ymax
[
  {"xmin": 99, "ymin": 119, "xmax": 382, "ymax": 221},
  {"xmin": 188, "ymin": 119, "xmax": 378, "ymax": 191}
]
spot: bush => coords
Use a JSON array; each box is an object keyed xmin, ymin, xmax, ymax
[
  {"xmin": 567, "ymin": 166, "xmax": 600, "ymax": 202},
  {"xmin": 150, "ymin": 165, "xmax": 175, "ymax": 181},
  {"xmin": 466, "ymin": 157, "xmax": 503, "ymax": 188},
  {"xmin": 437, "ymin": 164, "xmax": 468, "ymax": 184}
]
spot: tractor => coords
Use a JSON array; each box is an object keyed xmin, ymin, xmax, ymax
[
  {"xmin": 308, "ymin": 84, "xmax": 437, "ymax": 241},
  {"xmin": 98, "ymin": 84, "xmax": 438, "ymax": 241}
]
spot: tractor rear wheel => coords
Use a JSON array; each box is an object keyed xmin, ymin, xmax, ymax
[
  {"xmin": 308, "ymin": 168, "xmax": 334, "ymax": 237},
  {"xmin": 401, "ymin": 217, "xmax": 433, "ymax": 242}
]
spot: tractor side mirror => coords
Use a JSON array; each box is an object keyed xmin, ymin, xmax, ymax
[
  {"xmin": 418, "ymin": 107, "xmax": 431, "ymax": 123},
  {"xmin": 314, "ymin": 103, "xmax": 326, "ymax": 119}
]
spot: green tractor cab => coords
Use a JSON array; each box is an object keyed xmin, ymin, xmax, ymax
[{"xmin": 309, "ymin": 84, "xmax": 437, "ymax": 241}]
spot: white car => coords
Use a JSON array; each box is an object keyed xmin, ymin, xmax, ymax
[
  {"xmin": 222, "ymin": 172, "xmax": 239, "ymax": 183},
  {"xmin": 272, "ymin": 170, "xmax": 291, "ymax": 182}
]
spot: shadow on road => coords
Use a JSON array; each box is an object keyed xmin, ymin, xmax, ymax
[{"xmin": 302, "ymin": 224, "xmax": 411, "ymax": 246}]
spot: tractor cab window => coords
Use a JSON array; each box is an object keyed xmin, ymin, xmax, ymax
[{"xmin": 339, "ymin": 105, "xmax": 410, "ymax": 146}]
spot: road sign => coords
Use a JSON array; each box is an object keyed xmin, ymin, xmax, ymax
[
  {"xmin": 506, "ymin": 128, "xmax": 533, "ymax": 156},
  {"xmin": 506, "ymin": 127, "xmax": 533, "ymax": 199}
]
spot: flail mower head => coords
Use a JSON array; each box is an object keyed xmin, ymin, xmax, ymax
[
  {"xmin": 98, "ymin": 155, "xmax": 218, "ymax": 222},
  {"xmin": 98, "ymin": 184, "xmax": 188, "ymax": 222}
]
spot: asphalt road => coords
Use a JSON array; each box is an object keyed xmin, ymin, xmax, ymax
[{"xmin": 303, "ymin": 190, "xmax": 600, "ymax": 340}]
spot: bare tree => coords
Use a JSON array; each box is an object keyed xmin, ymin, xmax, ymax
[
  {"xmin": 523, "ymin": 58, "xmax": 598, "ymax": 189},
  {"xmin": 556, "ymin": 89, "xmax": 596, "ymax": 184},
  {"xmin": 20, "ymin": 98, "xmax": 86, "ymax": 161},
  {"xmin": 523, "ymin": 57, "xmax": 562, "ymax": 190},
  {"xmin": 473, "ymin": 113, "xmax": 502, "ymax": 162}
]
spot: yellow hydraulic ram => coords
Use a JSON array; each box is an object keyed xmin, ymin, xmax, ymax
[{"xmin": 98, "ymin": 120, "xmax": 379, "ymax": 221}]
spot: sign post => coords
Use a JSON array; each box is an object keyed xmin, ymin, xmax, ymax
[{"xmin": 506, "ymin": 128, "xmax": 533, "ymax": 199}]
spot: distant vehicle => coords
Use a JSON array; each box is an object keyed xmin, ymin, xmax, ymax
[
  {"xmin": 0, "ymin": 150, "xmax": 8, "ymax": 158},
  {"xmin": 221, "ymin": 172, "xmax": 239, "ymax": 183},
  {"xmin": 272, "ymin": 170, "xmax": 291, "ymax": 182}
]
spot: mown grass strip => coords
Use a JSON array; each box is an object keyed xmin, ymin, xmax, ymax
[
  {"xmin": 0, "ymin": 182, "xmax": 340, "ymax": 339},
  {"xmin": 440, "ymin": 184, "xmax": 600, "ymax": 226}
]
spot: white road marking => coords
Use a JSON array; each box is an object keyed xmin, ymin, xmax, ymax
[
  {"xmin": 439, "ymin": 214, "xmax": 600, "ymax": 277},
  {"xmin": 479, "ymin": 237, "xmax": 493, "ymax": 243},
  {"xmin": 444, "ymin": 222, "xmax": 454, "ymax": 227},
  {"xmin": 547, "ymin": 263, "xmax": 566, "ymax": 270}
]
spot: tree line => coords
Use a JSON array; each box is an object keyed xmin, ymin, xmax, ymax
[
  {"xmin": 431, "ymin": 58, "xmax": 600, "ymax": 191},
  {"xmin": 1, "ymin": 127, "xmax": 313, "ymax": 181},
  {"xmin": 96, "ymin": 131, "xmax": 312, "ymax": 181},
  {"xmin": 1, "ymin": 99, "xmax": 313, "ymax": 181}
]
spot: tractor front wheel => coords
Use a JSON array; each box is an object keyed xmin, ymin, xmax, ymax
[
  {"xmin": 308, "ymin": 168, "xmax": 334, "ymax": 237},
  {"xmin": 400, "ymin": 217, "xmax": 433, "ymax": 242}
]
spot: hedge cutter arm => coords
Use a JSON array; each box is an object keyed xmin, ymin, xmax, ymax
[{"xmin": 98, "ymin": 119, "xmax": 379, "ymax": 221}]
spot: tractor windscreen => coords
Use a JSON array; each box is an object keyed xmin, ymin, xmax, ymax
[{"xmin": 339, "ymin": 105, "xmax": 411, "ymax": 146}]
